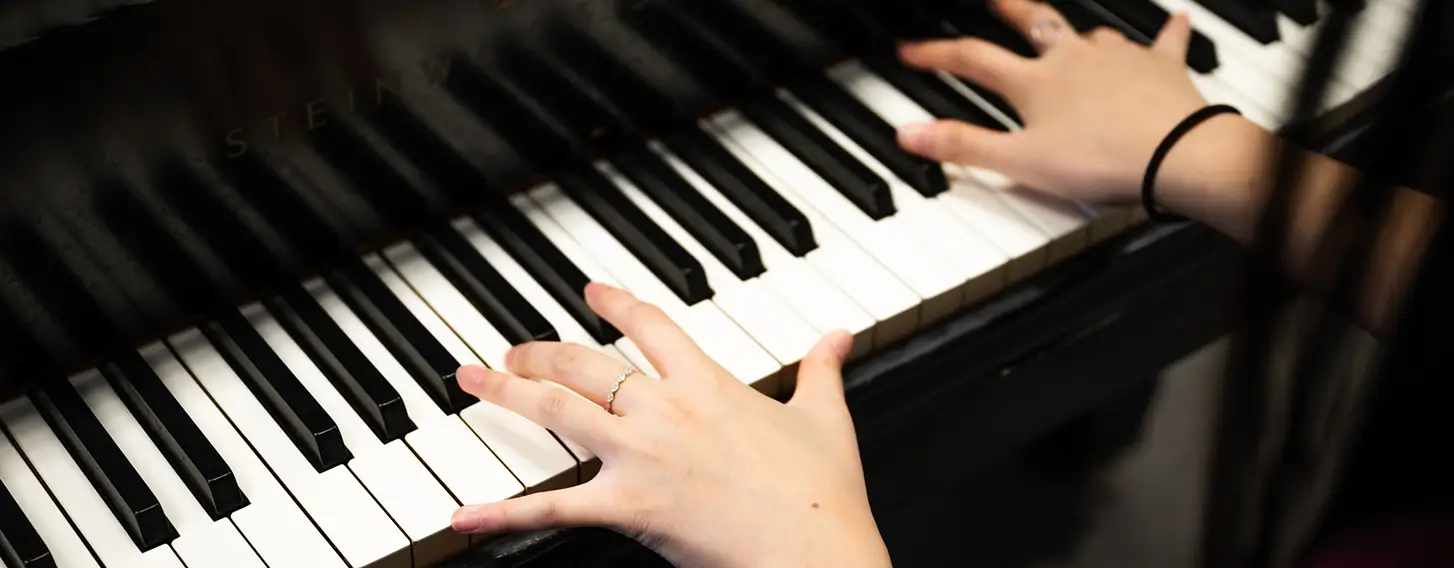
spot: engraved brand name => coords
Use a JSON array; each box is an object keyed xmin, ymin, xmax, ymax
[
  {"xmin": 221, "ymin": 52, "xmax": 459, "ymax": 159},
  {"xmin": 222, "ymin": 74, "xmax": 401, "ymax": 159}
]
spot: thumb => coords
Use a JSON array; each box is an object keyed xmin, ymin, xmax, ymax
[
  {"xmin": 452, "ymin": 486, "xmax": 606, "ymax": 536},
  {"xmin": 788, "ymin": 330, "xmax": 854, "ymax": 410},
  {"xmin": 898, "ymin": 119, "xmax": 1013, "ymax": 169},
  {"xmin": 1154, "ymin": 12, "xmax": 1192, "ymax": 62}
]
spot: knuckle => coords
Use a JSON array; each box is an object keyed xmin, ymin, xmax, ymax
[
  {"xmin": 550, "ymin": 346, "xmax": 582, "ymax": 376},
  {"xmin": 477, "ymin": 372, "xmax": 509, "ymax": 401},
  {"xmin": 537, "ymin": 389, "xmax": 571, "ymax": 419}
]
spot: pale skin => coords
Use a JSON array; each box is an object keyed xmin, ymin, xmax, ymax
[{"xmin": 447, "ymin": 0, "xmax": 1445, "ymax": 566}]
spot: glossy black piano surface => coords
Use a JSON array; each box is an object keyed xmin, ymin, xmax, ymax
[{"xmin": 0, "ymin": 0, "xmax": 1429, "ymax": 566}]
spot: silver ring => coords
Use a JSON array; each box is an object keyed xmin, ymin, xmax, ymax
[
  {"xmin": 1029, "ymin": 17, "xmax": 1064, "ymax": 51},
  {"xmin": 604, "ymin": 364, "xmax": 637, "ymax": 415}
]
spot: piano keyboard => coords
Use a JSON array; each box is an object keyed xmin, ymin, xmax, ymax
[{"xmin": 0, "ymin": 0, "xmax": 1414, "ymax": 566}]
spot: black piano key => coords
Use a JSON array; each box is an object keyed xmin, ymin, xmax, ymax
[
  {"xmin": 219, "ymin": 155, "xmax": 472, "ymax": 411},
  {"xmin": 469, "ymin": 201, "xmax": 621, "ymax": 345},
  {"xmin": 773, "ymin": 0, "xmax": 1015, "ymax": 130},
  {"xmin": 100, "ymin": 351, "xmax": 246, "ymax": 520},
  {"xmin": 1189, "ymin": 0, "xmax": 1280, "ymax": 43},
  {"xmin": 942, "ymin": 2, "xmax": 1038, "ymax": 59},
  {"xmin": 481, "ymin": 41, "xmax": 759, "ymax": 281},
  {"xmin": 791, "ymin": 75, "xmax": 949, "ymax": 196},
  {"xmin": 369, "ymin": 95, "xmax": 622, "ymax": 346},
  {"xmin": 661, "ymin": 126, "xmax": 817, "ymax": 257},
  {"xmin": 612, "ymin": 142, "xmax": 765, "ymax": 280},
  {"xmin": 201, "ymin": 312, "xmax": 350, "ymax": 472},
  {"xmin": 620, "ymin": 0, "xmax": 894, "ymax": 217},
  {"xmin": 0, "ymin": 480, "xmax": 53, "ymax": 568},
  {"xmin": 445, "ymin": 57, "xmax": 579, "ymax": 169},
  {"xmin": 738, "ymin": 96, "xmax": 895, "ymax": 220},
  {"xmin": 1275, "ymin": 0, "xmax": 1319, "ymax": 25},
  {"xmin": 556, "ymin": 164, "xmax": 713, "ymax": 305},
  {"xmin": 325, "ymin": 260, "xmax": 476, "ymax": 414},
  {"xmin": 870, "ymin": 56, "xmax": 1012, "ymax": 131},
  {"xmin": 308, "ymin": 119, "xmax": 561, "ymax": 346},
  {"xmin": 413, "ymin": 229, "xmax": 561, "ymax": 345},
  {"xmin": 265, "ymin": 285, "xmax": 415, "ymax": 443},
  {"xmin": 1070, "ymin": 0, "xmax": 1220, "ymax": 73},
  {"xmin": 1053, "ymin": 0, "xmax": 1111, "ymax": 32},
  {"xmin": 30, "ymin": 383, "xmax": 177, "ymax": 550}
]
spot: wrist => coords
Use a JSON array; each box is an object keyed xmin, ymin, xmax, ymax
[{"xmin": 1148, "ymin": 112, "xmax": 1275, "ymax": 228}]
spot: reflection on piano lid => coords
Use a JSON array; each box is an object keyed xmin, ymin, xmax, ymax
[{"xmin": 0, "ymin": 0, "xmax": 1419, "ymax": 566}]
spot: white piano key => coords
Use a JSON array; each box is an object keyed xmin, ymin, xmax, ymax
[
  {"xmin": 243, "ymin": 299, "xmax": 464, "ymax": 566},
  {"xmin": 67, "ymin": 370, "xmax": 267, "ymax": 568},
  {"xmin": 827, "ymin": 71, "xmax": 1053, "ymax": 273},
  {"xmin": 0, "ymin": 425, "xmax": 100, "ymax": 568},
  {"xmin": 698, "ymin": 123, "xmax": 923, "ymax": 346},
  {"xmin": 1157, "ymin": 0, "xmax": 1358, "ymax": 114},
  {"xmin": 778, "ymin": 89, "xmax": 1009, "ymax": 306},
  {"xmin": 1188, "ymin": 72, "xmax": 1280, "ymax": 129},
  {"xmin": 708, "ymin": 110, "xmax": 966, "ymax": 325},
  {"xmin": 602, "ymin": 161, "xmax": 822, "ymax": 380},
  {"xmin": 305, "ymin": 278, "xmax": 525, "ymax": 507},
  {"xmin": 0, "ymin": 398, "xmax": 185, "ymax": 568},
  {"xmin": 147, "ymin": 334, "xmax": 346, "ymax": 568},
  {"xmin": 169, "ymin": 322, "xmax": 410, "ymax": 568},
  {"xmin": 372, "ymin": 248, "xmax": 579, "ymax": 493},
  {"xmin": 510, "ymin": 195, "xmax": 665, "ymax": 378},
  {"xmin": 649, "ymin": 140, "xmax": 878, "ymax": 358},
  {"xmin": 527, "ymin": 183, "xmax": 784, "ymax": 393},
  {"xmin": 451, "ymin": 216, "xmax": 625, "ymax": 480}
]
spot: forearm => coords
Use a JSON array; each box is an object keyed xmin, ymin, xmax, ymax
[{"xmin": 1154, "ymin": 114, "xmax": 1444, "ymax": 336}]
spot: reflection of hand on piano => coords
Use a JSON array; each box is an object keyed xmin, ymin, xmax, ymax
[{"xmin": 450, "ymin": 282, "xmax": 892, "ymax": 568}]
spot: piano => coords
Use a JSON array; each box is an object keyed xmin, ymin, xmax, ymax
[{"xmin": 0, "ymin": 0, "xmax": 1429, "ymax": 566}]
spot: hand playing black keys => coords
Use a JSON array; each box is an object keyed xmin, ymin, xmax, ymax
[
  {"xmin": 450, "ymin": 283, "xmax": 890, "ymax": 568},
  {"xmin": 896, "ymin": 0, "xmax": 1247, "ymax": 206}
]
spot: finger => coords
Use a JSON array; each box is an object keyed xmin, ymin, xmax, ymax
[
  {"xmin": 507, "ymin": 341, "xmax": 653, "ymax": 412},
  {"xmin": 897, "ymin": 119, "xmax": 1020, "ymax": 169},
  {"xmin": 452, "ymin": 486, "xmax": 608, "ymax": 535},
  {"xmin": 584, "ymin": 282, "xmax": 712, "ymax": 378},
  {"xmin": 1087, "ymin": 26, "xmax": 1128, "ymax": 45},
  {"xmin": 993, "ymin": 0, "xmax": 1072, "ymax": 42},
  {"xmin": 787, "ymin": 330, "xmax": 853, "ymax": 411},
  {"xmin": 898, "ymin": 37, "xmax": 1032, "ymax": 95},
  {"xmin": 1153, "ymin": 11, "xmax": 1192, "ymax": 62},
  {"xmin": 457, "ymin": 365, "xmax": 620, "ymax": 447}
]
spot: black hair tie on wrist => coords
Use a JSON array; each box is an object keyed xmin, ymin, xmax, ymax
[{"xmin": 1142, "ymin": 104, "xmax": 1242, "ymax": 223}]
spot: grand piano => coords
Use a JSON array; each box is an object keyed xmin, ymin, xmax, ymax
[{"xmin": 0, "ymin": 0, "xmax": 1428, "ymax": 566}]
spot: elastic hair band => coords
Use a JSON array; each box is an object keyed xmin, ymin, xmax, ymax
[{"xmin": 1142, "ymin": 104, "xmax": 1242, "ymax": 222}]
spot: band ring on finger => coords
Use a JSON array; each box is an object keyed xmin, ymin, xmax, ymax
[
  {"xmin": 1029, "ymin": 17, "xmax": 1064, "ymax": 51},
  {"xmin": 604, "ymin": 364, "xmax": 638, "ymax": 415}
]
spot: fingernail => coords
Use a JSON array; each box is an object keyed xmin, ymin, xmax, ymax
[
  {"xmin": 897, "ymin": 122, "xmax": 933, "ymax": 152},
  {"xmin": 504, "ymin": 345, "xmax": 520, "ymax": 367},
  {"xmin": 583, "ymin": 281, "xmax": 606, "ymax": 301},
  {"xmin": 828, "ymin": 330, "xmax": 854, "ymax": 359},
  {"xmin": 456, "ymin": 365, "xmax": 488, "ymax": 392},
  {"xmin": 452, "ymin": 508, "xmax": 483, "ymax": 533}
]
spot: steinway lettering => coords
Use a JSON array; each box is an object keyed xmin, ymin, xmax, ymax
[{"xmin": 222, "ymin": 75, "xmax": 404, "ymax": 159}]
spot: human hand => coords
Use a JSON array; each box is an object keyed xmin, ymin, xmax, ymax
[
  {"xmin": 449, "ymin": 282, "xmax": 891, "ymax": 568},
  {"xmin": 895, "ymin": 0, "xmax": 1252, "ymax": 204}
]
